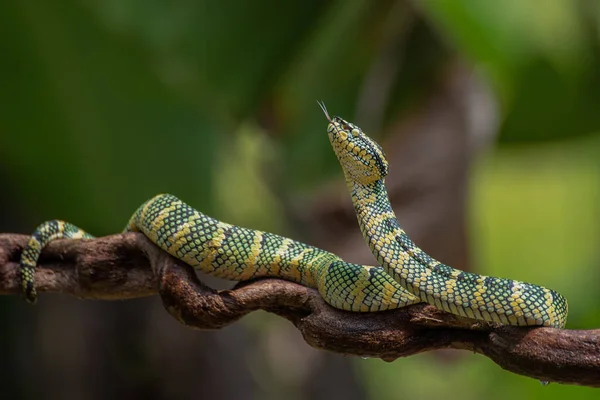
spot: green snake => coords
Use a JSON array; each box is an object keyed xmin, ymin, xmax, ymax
[{"xmin": 19, "ymin": 105, "xmax": 568, "ymax": 328}]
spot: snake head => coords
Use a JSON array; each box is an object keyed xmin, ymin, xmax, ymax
[{"xmin": 318, "ymin": 102, "xmax": 388, "ymax": 185}]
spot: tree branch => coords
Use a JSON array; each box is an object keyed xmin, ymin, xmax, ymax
[{"xmin": 0, "ymin": 233, "xmax": 598, "ymax": 387}]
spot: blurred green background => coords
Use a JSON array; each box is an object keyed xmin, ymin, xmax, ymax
[{"xmin": 1, "ymin": 0, "xmax": 599, "ymax": 399}]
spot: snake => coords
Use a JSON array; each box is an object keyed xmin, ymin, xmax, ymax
[
  {"xmin": 19, "ymin": 105, "xmax": 568, "ymax": 328},
  {"xmin": 318, "ymin": 102, "xmax": 567, "ymax": 328}
]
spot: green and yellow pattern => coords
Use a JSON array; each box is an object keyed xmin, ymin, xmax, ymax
[{"xmin": 19, "ymin": 106, "xmax": 568, "ymax": 328}]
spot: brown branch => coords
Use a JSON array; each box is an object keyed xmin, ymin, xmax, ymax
[{"xmin": 0, "ymin": 233, "xmax": 598, "ymax": 387}]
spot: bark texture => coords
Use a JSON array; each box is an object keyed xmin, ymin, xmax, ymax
[{"xmin": 0, "ymin": 233, "xmax": 598, "ymax": 387}]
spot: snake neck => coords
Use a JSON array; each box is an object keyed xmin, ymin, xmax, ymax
[
  {"xmin": 345, "ymin": 178, "xmax": 400, "ymax": 265},
  {"xmin": 345, "ymin": 176, "xmax": 568, "ymax": 328}
]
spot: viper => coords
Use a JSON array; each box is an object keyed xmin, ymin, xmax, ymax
[{"xmin": 19, "ymin": 105, "xmax": 568, "ymax": 328}]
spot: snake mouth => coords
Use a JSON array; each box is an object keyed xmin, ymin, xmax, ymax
[
  {"xmin": 317, "ymin": 101, "xmax": 357, "ymax": 138},
  {"xmin": 317, "ymin": 101, "xmax": 338, "ymax": 136}
]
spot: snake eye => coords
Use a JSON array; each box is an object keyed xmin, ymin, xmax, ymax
[{"xmin": 351, "ymin": 129, "xmax": 359, "ymax": 137}]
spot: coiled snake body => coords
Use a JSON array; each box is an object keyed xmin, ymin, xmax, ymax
[{"xmin": 20, "ymin": 105, "xmax": 568, "ymax": 328}]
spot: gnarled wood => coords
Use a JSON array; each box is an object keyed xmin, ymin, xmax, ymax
[{"xmin": 0, "ymin": 233, "xmax": 598, "ymax": 387}]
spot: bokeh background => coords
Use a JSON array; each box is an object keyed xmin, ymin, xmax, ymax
[{"xmin": 1, "ymin": 0, "xmax": 600, "ymax": 399}]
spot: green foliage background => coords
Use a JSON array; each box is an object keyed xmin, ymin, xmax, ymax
[{"xmin": 1, "ymin": 0, "xmax": 599, "ymax": 398}]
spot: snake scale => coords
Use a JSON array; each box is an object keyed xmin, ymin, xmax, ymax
[{"xmin": 19, "ymin": 104, "xmax": 568, "ymax": 328}]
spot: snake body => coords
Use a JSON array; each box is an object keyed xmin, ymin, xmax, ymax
[
  {"xmin": 20, "ymin": 194, "xmax": 418, "ymax": 312},
  {"xmin": 19, "ymin": 106, "xmax": 567, "ymax": 328}
]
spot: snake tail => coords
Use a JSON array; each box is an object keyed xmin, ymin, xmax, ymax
[{"xmin": 20, "ymin": 220, "xmax": 94, "ymax": 304}]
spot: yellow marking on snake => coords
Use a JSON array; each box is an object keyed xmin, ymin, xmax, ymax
[
  {"xmin": 240, "ymin": 231, "xmax": 264, "ymax": 280},
  {"xmin": 268, "ymin": 238, "xmax": 290, "ymax": 277},
  {"xmin": 199, "ymin": 225, "xmax": 227, "ymax": 273},
  {"xmin": 167, "ymin": 224, "xmax": 191, "ymax": 256},
  {"xmin": 286, "ymin": 247, "xmax": 311, "ymax": 284}
]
